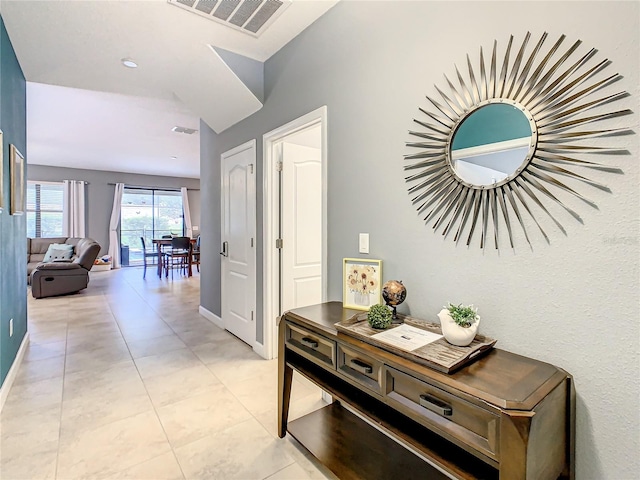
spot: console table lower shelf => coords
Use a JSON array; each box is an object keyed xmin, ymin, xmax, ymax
[{"xmin": 287, "ymin": 402, "xmax": 450, "ymax": 480}]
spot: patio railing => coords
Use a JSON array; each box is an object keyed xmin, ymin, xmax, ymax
[{"xmin": 120, "ymin": 229, "xmax": 176, "ymax": 266}]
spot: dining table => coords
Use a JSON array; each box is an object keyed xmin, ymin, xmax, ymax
[{"xmin": 152, "ymin": 238, "xmax": 197, "ymax": 278}]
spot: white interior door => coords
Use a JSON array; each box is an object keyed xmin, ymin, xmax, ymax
[
  {"xmin": 280, "ymin": 141, "xmax": 323, "ymax": 312},
  {"xmin": 221, "ymin": 141, "xmax": 256, "ymax": 346}
]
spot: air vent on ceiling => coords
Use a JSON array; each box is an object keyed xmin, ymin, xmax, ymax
[
  {"xmin": 172, "ymin": 126, "xmax": 199, "ymax": 135},
  {"xmin": 168, "ymin": 0, "xmax": 290, "ymax": 37}
]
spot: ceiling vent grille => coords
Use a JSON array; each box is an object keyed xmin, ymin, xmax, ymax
[
  {"xmin": 169, "ymin": 0, "xmax": 290, "ymax": 37},
  {"xmin": 172, "ymin": 126, "xmax": 199, "ymax": 135}
]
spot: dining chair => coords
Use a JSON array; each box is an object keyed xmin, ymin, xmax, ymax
[
  {"xmin": 163, "ymin": 236, "xmax": 191, "ymax": 278},
  {"xmin": 159, "ymin": 234, "xmax": 173, "ymax": 255},
  {"xmin": 191, "ymin": 235, "xmax": 201, "ymax": 272},
  {"xmin": 140, "ymin": 237, "xmax": 158, "ymax": 279}
]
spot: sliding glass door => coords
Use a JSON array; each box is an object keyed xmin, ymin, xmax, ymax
[{"xmin": 120, "ymin": 188, "xmax": 184, "ymax": 266}]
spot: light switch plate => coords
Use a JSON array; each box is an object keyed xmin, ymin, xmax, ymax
[{"xmin": 359, "ymin": 233, "xmax": 369, "ymax": 254}]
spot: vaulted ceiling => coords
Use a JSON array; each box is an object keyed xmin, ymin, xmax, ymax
[{"xmin": 0, "ymin": 0, "xmax": 338, "ymax": 178}]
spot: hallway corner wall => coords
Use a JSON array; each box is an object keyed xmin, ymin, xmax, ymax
[{"xmin": 0, "ymin": 14, "xmax": 28, "ymax": 387}]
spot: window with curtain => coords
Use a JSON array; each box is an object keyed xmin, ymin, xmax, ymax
[
  {"xmin": 27, "ymin": 181, "xmax": 65, "ymax": 238},
  {"xmin": 120, "ymin": 187, "xmax": 184, "ymax": 265}
]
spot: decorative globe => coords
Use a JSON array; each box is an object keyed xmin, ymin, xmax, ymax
[{"xmin": 382, "ymin": 280, "xmax": 407, "ymax": 307}]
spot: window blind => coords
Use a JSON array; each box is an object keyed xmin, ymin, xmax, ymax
[{"xmin": 27, "ymin": 181, "xmax": 64, "ymax": 238}]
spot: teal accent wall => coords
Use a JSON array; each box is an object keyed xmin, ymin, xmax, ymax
[
  {"xmin": 0, "ymin": 15, "xmax": 27, "ymax": 387},
  {"xmin": 452, "ymin": 104, "xmax": 531, "ymax": 150}
]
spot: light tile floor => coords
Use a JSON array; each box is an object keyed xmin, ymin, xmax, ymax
[{"xmin": 1, "ymin": 268, "xmax": 336, "ymax": 480}]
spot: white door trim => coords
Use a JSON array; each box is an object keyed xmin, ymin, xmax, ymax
[
  {"xmin": 220, "ymin": 139, "xmax": 258, "ymax": 351},
  {"xmin": 262, "ymin": 106, "xmax": 328, "ymax": 360}
]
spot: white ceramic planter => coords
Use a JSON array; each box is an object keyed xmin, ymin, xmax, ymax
[{"xmin": 438, "ymin": 309, "xmax": 479, "ymax": 347}]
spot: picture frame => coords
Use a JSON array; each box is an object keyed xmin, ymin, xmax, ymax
[
  {"xmin": 343, "ymin": 258, "xmax": 383, "ymax": 311},
  {"xmin": 10, "ymin": 144, "xmax": 25, "ymax": 215},
  {"xmin": 0, "ymin": 129, "xmax": 4, "ymax": 213}
]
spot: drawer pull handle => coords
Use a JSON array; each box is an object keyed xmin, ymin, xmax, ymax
[
  {"xmin": 350, "ymin": 359, "xmax": 373, "ymax": 374},
  {"xmin": 301, "ymin": 337, "xmax": 319, "ymax": 349},
  {"xmin": 419, "ymin": 394, "xmax": 453, "ymax": 416}
]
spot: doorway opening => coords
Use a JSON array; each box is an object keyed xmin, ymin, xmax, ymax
[{"xmin": 262, "ymin": 106, "xmax": 328, "ymax": 359}]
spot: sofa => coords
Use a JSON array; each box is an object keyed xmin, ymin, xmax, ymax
[{"xmin": 28, "ymin": 237, "xmax": 101, "ymax": 299}]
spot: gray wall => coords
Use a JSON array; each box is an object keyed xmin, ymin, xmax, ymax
[
  {"xmin": 200, "ymin": 120, "xmax": 221, "ymax": 316},
  {"xmin": 214, "ymin": 47, "xmax": 264, "ymax": 103},
  {"xmin": 27, "ymin": 165, "xmax": 200, "ymax": 256},
  {"xmin": 199, "ymin": 1, "xmax": 639, "ymax": 478}
]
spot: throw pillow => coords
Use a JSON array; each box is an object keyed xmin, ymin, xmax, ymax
[{"xmin": 43, "ymin": 244, "xmax": 75, "ymax": 262}]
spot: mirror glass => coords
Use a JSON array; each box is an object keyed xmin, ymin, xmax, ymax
[{"xmin": 450, "ymin": 103, "xmax": 533, "ymax": 187}]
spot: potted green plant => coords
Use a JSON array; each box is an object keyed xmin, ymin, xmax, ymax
[
  {"xmin": 367, "ymin": 304, "xmax": 393, "ymax": 330},
  {"xmin": 438, "ymin": 303, "xmax": 480, "ymax": 346}
]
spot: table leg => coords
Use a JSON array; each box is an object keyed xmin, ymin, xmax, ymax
[
  {"xmin": 278, "ymin": 363, "xmax": 293, "ymax": 438},
  {"xmin": 157, "ymin": 243, "xmax": 163, "ymax": 277},
  {"xmin": 278, "ymin": 318, "xmax": 292, "ymax": 438},
  {"xmin": 188, "ymin": 244, "xmax": 193, "ymax": 277}
]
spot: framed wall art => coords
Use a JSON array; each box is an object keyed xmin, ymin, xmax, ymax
[
  {"xmin": 343, "ymin": 258, "xmax": 382, "ymax": 310},
  {"xmin": 10, "ymin": 144, "xmax": 25, "ymax": 215}
]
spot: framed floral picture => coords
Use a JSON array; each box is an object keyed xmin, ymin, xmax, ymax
[
  {"xmin": 10, "ymin": 144, "xmax": 25, "ymax": 215},
  {"xmin": 343, "ymin": 258, "xmax": 382, "ymax": 311}
]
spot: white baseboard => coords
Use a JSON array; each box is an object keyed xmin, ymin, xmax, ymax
[
  {"xmin": 198, "ymin": 306, "xmax": 224, "ymax": 329},
  {"xmin": 253, "ymin": 341, "xmax": 268, "ymax": 359},
  {"xmin": 198, "ymin": 306, "xmax": 269, "ymax": 360},
  {"xmin": 0, "ymin": 332, "xmax": 30, "ymax": 413}
]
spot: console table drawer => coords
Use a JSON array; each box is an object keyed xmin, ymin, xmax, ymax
[
  {"xmin": 285, "ymin": 322, "xmax": 336, "ymax": 369},
  {"xmin": 337, "ymin": 343, "xmax": 384, "ymax": 395},
  {"xmin": 385, "ymin": 366, "xmax": 500, "ymax": 461}
]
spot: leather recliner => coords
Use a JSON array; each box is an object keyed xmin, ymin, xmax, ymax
[{"xmin": 29, "ymin": 237, "xmax": 101, "ymax": 299}]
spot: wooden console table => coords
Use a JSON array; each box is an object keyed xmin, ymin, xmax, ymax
[{"xmin": 278, "ymin": 302, "xmax": 575, "ymax": 480}]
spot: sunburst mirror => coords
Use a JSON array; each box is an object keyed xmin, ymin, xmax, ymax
[{"xmin": 405, "ymin": 32, "xmax": 631, "ymax": 249}]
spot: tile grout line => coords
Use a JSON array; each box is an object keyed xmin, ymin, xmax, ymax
[
  {"xmin": 84, "ymin": 278, "xmax": 181, "ymax": 479},
  {"xmin": 124, "ymin": 274, "xmax": 244, "ymax": 479},
  {"xmin": 120, "ymin": 267, "xmax": 199, "ymax": 344},
  {"xmin": 261, "ymin": 461, "xmax": 298, "ymax": 480},
  {"xmin": 118, "ymin": 267, "xmax": 207, "ymax": 367},
  {"xmin": 112, "ymin": 269, "xmax": 190, "ymax": 480},
  {"xmin": 52, "ymin": 305, "xmax": 70, "ymax": 480},
  {"xmin": 120, "ymin": 269, "xmax": 273, "ymax": 479}
]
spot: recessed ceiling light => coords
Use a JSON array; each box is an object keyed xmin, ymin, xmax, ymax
[
  {"xmin": 121, "ymin": 58, "xmax": 138, "ymax": 68},
  {"xmin": 170, "ymin": 156, "xmax": 178, "ymax": 160}
]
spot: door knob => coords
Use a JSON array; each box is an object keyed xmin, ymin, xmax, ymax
[{"xmin": 220, "ymin": 241, "xmax": 228, "ymax": 257}]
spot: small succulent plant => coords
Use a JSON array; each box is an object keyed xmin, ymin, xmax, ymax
[
  {"xmin": 446, "ymin": 303, "xmax": 479, "ymax": 328},
  {"xmin": 367, "ymin": 304, "xmax": 393, "ymax": 329}
]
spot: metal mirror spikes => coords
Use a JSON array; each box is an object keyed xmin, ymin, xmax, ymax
[{"xmin": 405, "ymin": 32, "xmax": 631, "ymax": 250}]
